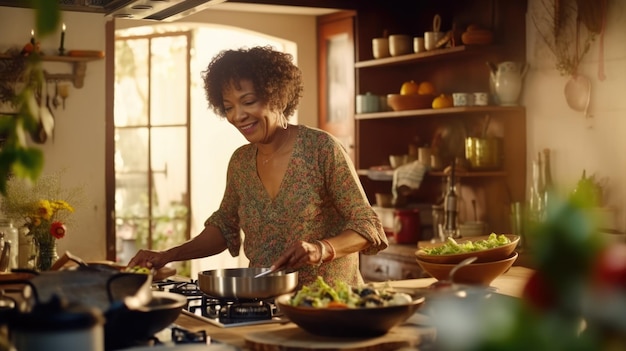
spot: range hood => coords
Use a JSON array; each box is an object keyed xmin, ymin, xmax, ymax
[
  {"xmin": 104, "ymin": 0, "xmax": 227, "ymax": 21},
  {"xmin": 0, "ymin": 0, "xmax": 357, "ymax": 21}
]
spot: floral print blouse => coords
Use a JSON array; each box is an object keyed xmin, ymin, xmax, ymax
[{"xmin": 205, "ymin": 125, "xmax": 388, "ymax": 287}]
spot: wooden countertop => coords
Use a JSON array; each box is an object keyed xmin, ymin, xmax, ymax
[{"xmin": 174, "ymin": 266, "xmax": 534, "ymax": 350}]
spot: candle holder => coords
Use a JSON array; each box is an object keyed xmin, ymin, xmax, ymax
[{"xmin": 58, "ymin": 24, "xmax": 66, "ymax": 56}]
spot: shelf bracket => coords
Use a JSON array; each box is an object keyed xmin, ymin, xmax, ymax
[{"xmin": 44, "ymin": 61, "xmax": 87, "ymax": 88}]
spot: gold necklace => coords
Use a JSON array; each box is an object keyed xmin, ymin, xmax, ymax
[{"xmin": 258, "ymin": 128, "xmax": 291, "ymax": 166}]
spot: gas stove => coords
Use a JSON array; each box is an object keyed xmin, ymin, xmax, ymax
[{"xmin": 153, "ymin": 278, "xmax": 288, "ymax": 328}]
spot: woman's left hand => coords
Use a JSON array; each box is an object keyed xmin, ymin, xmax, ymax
[{"xmin": 270, "ymin": 240, "xmax": 322, "ymax": 271}]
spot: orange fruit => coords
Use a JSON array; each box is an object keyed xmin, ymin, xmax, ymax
[
  {"xmin": 400, "ymin": 80, "xmax": 420, "ymax": 95},
  {"xmin": 418, "ymin": 81, "xmax": 436, "ymax": 95},
  {"xmin": 432, "ymin": 94, "xmax": 453, "ymax": 109}
]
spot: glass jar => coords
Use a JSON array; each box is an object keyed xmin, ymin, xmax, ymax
[{"xmin": 0, "ymin": 218, "xmax": 18, "ymax": 270}]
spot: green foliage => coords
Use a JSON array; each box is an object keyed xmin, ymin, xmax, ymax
[
  {"xmin": 0, "ymin": 2, "xmax": 61, "ymax": 194},
  {"xmin": 30, "ymin": 0, "xmax": 61, "ymax": 36}
]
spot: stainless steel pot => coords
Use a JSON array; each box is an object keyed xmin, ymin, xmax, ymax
[{"xmin": 197, "ymin": 268, "xmax": 298, "ymax": 300}]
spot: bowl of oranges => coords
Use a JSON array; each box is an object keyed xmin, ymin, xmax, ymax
[{"xmin": 387, "ymin": 80, "xmax": 435, "ymax": 111}]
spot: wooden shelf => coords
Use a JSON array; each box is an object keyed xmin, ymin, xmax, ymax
[
  {"xmin": 355, "ymin": 105, "xmax": 525, "ymax": 120},
  {"xmin": 357, "ymin": 168, "xmax": 507, "ymax": 181},
  {"xmin": 0, "ymin": 53, "xmax": 103, "ymax": 88},
  {"xmin": 355, "ymin": 45, "xmax": 498, "ymax": 69}
]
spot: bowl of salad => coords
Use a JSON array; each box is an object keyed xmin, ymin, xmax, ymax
[
  {"xmin": 416, "ymin": 251, "xmax": 518, "ymax": 286},
  {"xmin": 416, "ymin": 234, "xmax": 519, "ymax": 264},
  {"xmin": 275, "ymin": 277, "xmax": 425, "ymax": 337}
]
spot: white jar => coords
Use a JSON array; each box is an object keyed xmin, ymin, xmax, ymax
[
  {"xmin": 18, "ymin": 226, "xmax": 33, "ymax": 269},
  {"xmin": 0, "ymin": 218, "xmax": 19, "ymax": 270},
  {"xmin": 12, "ymin": 296, "xmax": 105, "ymax": 351}
]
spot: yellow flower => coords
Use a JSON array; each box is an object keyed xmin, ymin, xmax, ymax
[
  {"xmin": 36, "ymin": 199, "xmax": 53, "ymax": 220},
  {"xmin": 52, "ymin": 200, "xmax": 74, "ymax": 213}
]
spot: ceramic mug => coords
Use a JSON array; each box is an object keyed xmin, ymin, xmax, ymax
[
  {"xmin": 418, "ymin": 147, "xmax": 431, "ymax": 166},
  {"xmin": 356, "ymin": 92, "xmax": 380, "ymax": 113},
  {"xmin": 372, "ymin": 37, "xmax": 390, "ymax": 59},
  {"xmin": 473, "ymin": 92, "xmax": 489, "ymax": 106},
  {"xmin": 389, "ymin": 34, "xmax": 412, "ymax": 56},
  {"xmin": 413, "ymin": 37, "xmax": 425, "ymax": 53},
  {"xmin": 424, "ymin": 31, "xmax": 444, "ymax": 51},
  {"xmin": 453, "ymin": 93, "xmax": 474, "ymax": 106}
]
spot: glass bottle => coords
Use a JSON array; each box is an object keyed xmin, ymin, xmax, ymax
[
  {"xmin": 542, "ymin": 148, "xmax": 553, "ymax": 208},
  {"xmin": 442, "ymin": 162, "xmax": 459, "ymax": 240}
]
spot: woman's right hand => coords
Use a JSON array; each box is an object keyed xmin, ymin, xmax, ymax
[{"xmin": 127, "ymin": 249, "xmax": 169, "ymax": 270}]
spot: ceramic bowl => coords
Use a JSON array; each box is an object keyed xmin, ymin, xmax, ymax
[
  {"xmin": 275, "ymin": 293, "xmax": 425, "ymax": 337},
  {"xmin": 415, "ymin": 234, "xmax": 519, "ymax": 264},
  {"xmin": 458, "ymin": 221, "xmax": 487, "ymax": 237},
  {"xmin": 387, "ymin": 94, "xmax": 434, "ymax": 111},
  {"xmin": 416, "ymin": 251, "xmax": 518, "ymax": 286}
]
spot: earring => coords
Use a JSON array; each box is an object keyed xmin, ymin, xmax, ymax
[{"xmin": 280, "ymin": 113, "xmax": 288, "ymax": 129}]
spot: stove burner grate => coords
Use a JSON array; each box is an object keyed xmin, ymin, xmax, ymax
[
  {"xmin": 171, "ymin": 326, "xmax": 208, "ymax": 344},
  {"xmin": 154, "ymin": 279, "xmax": 284, "ymax": 327}
]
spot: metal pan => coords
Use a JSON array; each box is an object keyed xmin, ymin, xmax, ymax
[{"xmin": 197, "ymin": 267, "xmax": 298, "ymax": 300}]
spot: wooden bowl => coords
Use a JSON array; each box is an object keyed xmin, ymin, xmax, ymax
[
  {"xmin": 275, "ymin": 293, "xmax": 425, "ymax": 337},
  {"xmin": 387, "ymin": 94, "xmax": 434, "ymax": 111},
  {"xmin": 416, "ymin": 234, "xmax": 520, "ymax": 264},
  {"xmin": 416, "ymin": 252, "xmax": 518, "ymax": 286}
]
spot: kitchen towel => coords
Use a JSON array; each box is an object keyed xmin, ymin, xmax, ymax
[{"xmin": 392, "ymin": 160, "xmax": 428, "ymax": 199}]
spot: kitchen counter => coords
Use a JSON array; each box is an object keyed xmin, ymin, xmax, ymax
[{"xmin": 174, "ymin": 266, "xmax": 534, "ymax": 350}]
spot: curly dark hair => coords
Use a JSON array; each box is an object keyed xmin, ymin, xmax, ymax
[{"xmin": 202, "ymin": 46, "xmax": 303, "ymax": 118}]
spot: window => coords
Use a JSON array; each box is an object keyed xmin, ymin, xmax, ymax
[{"xmin": 113, "ymin": 32, "xmax": 191, "ymax": 275}]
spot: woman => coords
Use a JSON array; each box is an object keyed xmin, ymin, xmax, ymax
[{"xmin": 129, "ymin": 46, "xmax": 387, "ymax": 287}]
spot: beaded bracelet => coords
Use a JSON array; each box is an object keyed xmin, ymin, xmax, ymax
[
  {"xmin": 321, "ymin": 239, "xmax": 336, "ymax": 263},
  {"xmin": 314, "ymin": 240, "xmax": 326, "ymax": 267}
]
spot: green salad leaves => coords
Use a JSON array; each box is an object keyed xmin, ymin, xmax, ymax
[
  {"xmin": 289, "ymin": 276, "xmax": 412, "ymax": 308},
  {"xmin": 421, "ymin": 233, "xmax": 511, "ymax": 255}
]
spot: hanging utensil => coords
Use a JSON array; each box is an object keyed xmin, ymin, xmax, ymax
[
  {"xmin": 52, "ymin": 81, "xmax": 61, "ymax": 109},
  {"xmin": 564, "ymin": 74, "xmax": 591, "ymax": 118},
  {"xmin": 564, "ymin": 16, "xmax": 592, "ymax": 120},
  {"xmin": 58, "ymin": 83, "xmax": 69, "ymax": 109}
]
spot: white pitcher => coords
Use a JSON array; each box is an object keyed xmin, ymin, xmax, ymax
[{"xmin": 487, "ymin": 61, "xmax": 529, "ymax": 106}]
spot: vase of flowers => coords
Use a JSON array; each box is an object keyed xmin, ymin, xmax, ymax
[
  {"xmin": 1, "ymin": 172, "xmax": 81, "ymax": 271},
  {"xmin": 27, "ymin": 200, "xmax": 72, "ymax": 271}
]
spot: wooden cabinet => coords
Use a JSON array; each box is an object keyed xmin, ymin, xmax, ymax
[{"xmin": 352, "ymin": 1, "xmax": 527, "ymax": 235}]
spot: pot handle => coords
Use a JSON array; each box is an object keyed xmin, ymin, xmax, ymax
[
  {"xmin": 0, "ymin": 278, "xmax": 39, "ymax": 306},
  {"xmin": 106, "ymin": 272, "xmax": 152, "ymax": 309}
]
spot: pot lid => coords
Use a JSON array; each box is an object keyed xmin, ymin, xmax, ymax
[{"xmin": 12, "ymin": 295, "xmax": 104, "ymax": 332}]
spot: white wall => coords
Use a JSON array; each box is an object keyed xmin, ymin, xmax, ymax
[
  {"xmin": 0, "ymin": 8, "xmax": 107, "ymax": 261},
  {"xmin": 525, "ymin": 0, "xmax": 625, "ymax": 232}
]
